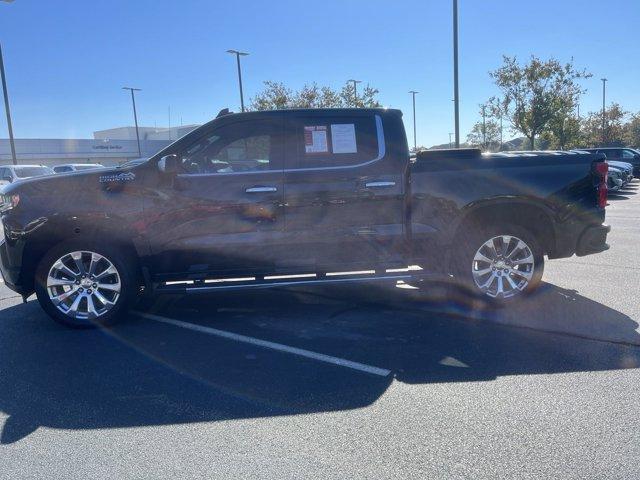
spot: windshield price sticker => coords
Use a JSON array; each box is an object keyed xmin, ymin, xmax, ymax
[{"xmin": 304, "ymin": 126, "xmax": 329, "ymax": 154}]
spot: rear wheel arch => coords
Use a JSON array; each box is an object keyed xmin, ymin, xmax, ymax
[{"xmin": 452, "ymin": 199, "xmax": 556, "ymax": 255}]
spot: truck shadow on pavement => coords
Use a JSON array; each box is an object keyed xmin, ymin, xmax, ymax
[{"xmin": 0, "ymin": 282, "xmax": 639, "ymax": 444}]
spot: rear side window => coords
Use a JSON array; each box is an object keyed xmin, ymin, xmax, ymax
[{"xmin": 289, "ymin": 115, "xmax": 379, "ymax": 169}]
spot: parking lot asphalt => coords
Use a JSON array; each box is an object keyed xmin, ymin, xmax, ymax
[{"xmin": 1, "ymin": 181, "xmax": 639, "ymax": 479}]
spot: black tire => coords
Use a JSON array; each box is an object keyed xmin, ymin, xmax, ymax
[
  {"xmin": 450, "ymin": 223, "xmax": 544, "ymax": 306},
  {"xmin": 34, "ymin": 240, "xmax": 139, "ymax": 328}
]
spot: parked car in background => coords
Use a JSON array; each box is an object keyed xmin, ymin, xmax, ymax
[
  {"xmin": 0, "ymin": 165, "xmax": 54, "ymax": 187},
  {"xmin": 52, "ymin": 163, "xmax": 105, "ymax": 173},
  {"xmin": 582, "ymin": 148, "xmax": 640, "ymax": 176},
  {"xmin": 607, "ymin": 166, "xmax": 625, "ymax": 191}
]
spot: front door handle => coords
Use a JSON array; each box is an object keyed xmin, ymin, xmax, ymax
[
  {"xmin": 245, "ymin": 186, "xmax": 278, "ymax": 193},
  {"xmin": 365, "ymin": 181, "xmax": 396, "ymax": 188}
]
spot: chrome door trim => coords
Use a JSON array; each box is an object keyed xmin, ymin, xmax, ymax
[
  {"xmin": 365, "ymin": 181, "xmax": 396, "ymax": 188},
  {"xmin": 245, "ymin": 186, "xmax": 278, "ymax": 193}
]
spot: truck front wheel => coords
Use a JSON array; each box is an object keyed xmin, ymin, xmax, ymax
[
  {"xmin": 452, "ymin": 223, "xmax": 544, "ymax": 304},
  {"xmin": 34, "ymin": 241, "xmax": 139, "ymax": 328}
]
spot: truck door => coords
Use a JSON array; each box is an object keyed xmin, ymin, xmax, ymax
[
  {"xmin": 282, "ymin": 111, "xmax": 407, "ymax": 272},
  {"xmin": 144, "ymin": 114, "xmax": 286, "ymax": 279}
]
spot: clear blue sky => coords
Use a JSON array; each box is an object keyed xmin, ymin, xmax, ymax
[{"xmin": 0, "ymin": 0, "xmax": 638, "ymax": 146}]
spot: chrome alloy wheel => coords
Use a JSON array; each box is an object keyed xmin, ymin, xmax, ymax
[
  {"xmin": 46, "ymin": 251, "xmax": 121, "ymax": 320},
  {"xmin": 471, "ymin": 235, "xmax": 535, "ymax": 299}
]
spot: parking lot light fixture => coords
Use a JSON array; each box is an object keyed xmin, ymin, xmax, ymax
[
  {"xmin": 453, "ymin": 0, "xmax": 460, "ymax": 148},
  {"xmin": 348, "ymin": 79, "xmax": 362, "ymax": 106},
  {"xmin": 227, "ymin": 50, "xmax": 249, "ymax": 112},
  {"xmin": 0, "ymin": 43, "xmax": 17, "ymax": 165},
  {"xmin": 409, "ymin": 91, "xmax": 419, "ymax": 151},
  {"xmin": 601, "ymin": 78, "xmax": 608, "ymax": 146},
  {"xmin": 122, "ymin": 87, "xmax": 142, "ymax": 158}
]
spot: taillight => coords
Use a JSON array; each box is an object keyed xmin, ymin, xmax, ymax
[{"xmin": 594, "ymin": 162, "xmax": 608, "ymax": 208}]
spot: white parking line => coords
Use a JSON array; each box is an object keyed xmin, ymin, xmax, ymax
[{"xmin": 133, "ymin": 312, "xmax": 392, "ymax": 377}]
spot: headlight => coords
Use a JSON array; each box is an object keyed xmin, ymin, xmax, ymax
[{"xmin": 0, "ymin": 193, "xmax": 19, "ymax": 213}]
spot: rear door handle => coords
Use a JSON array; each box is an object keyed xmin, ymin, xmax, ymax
[
  {"xmin": 365, "ymin": 181, "xmax": 396, "ymax": 188},
  {"xmin": 245, "ymin": 186, "xmax": 278, "ymax": 193}
]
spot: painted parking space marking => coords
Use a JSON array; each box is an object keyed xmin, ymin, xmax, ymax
[{"xmin": 133, "ymin": 312, "xmax": 392, "ymax": 377}]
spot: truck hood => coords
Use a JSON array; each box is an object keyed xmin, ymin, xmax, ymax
[{"xmin": 1, "ymin": 167, "xmax": 138, "ymax": 198}]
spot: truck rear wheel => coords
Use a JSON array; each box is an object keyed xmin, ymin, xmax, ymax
[
  {"xmin": 452, "ymin": 223, "xmax": 544, "ymax": 304},
  {"xmin": 34, "ymin": 241, "xmax": 138, "ymax": 328}
]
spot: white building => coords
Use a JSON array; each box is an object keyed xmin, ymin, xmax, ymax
[
  {"xmin": 0, "ymin": 124, "xmax": 200, "ymax": 168},
  {"xmin": 94, "ymin": 124, "xmax": 199, "ymax": 142}
]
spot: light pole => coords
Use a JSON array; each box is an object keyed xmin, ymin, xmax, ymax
[
  {"xmin": 481, "ymin": 104, "xmax": 487, "ymax": 149},
  {"xmin": 452, "ymin": 0, "xmax": 460, "ymax": 148},
  {"xmin": 409, "ymin": 91, "xmax": 418, "ymax": 150},
  {"xmin": 0, "ymin": 43, "xmax": 17, "ymax": 165},
  {"xmin": 348, "ymin": 79, "xmax": 362, "ymax": 106},
  {"xmin": 227, "ymin": 50, "xmax": 249, "ymax": 112},
  {"xmin": 122, "ymin": 87, "xmax": 142, "ymax": 158},
  {"xmin": 449, "ymin": 133, "xmax": 453, "ymax": 148},
  {"xmin": 601, "ymin": 78, "xmax": 607, "ymax": 146}
]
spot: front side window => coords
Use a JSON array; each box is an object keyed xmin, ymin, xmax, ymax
[
  {"xmin": 178, "ymin": 120, "xmax": 281, "ymax": 174},
  {"xmin": 622, "ymin": 149, "xmax": 635, "ymax": 159}
]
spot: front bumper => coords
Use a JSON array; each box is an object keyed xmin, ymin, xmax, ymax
[
  {"xmin": 576, "ymin": 224, "xmax": 611, "ymax": 257},
  {"xmin": 0, "ymin": 238, "xmax": 30, "ymax": 295}
]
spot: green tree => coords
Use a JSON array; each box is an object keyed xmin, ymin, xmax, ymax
[
  {"xmin": 249, "ymin": 81, "xmax": 294, "ymax": 110},
  {"xmin": 250, "ymin": 81, "xmax": 382, "ymax": 110},
  {"xmin": 624, "ymin": 112, "xmax": 640, "ymax": 147},
  {"xmin": 490, "ymin": 56, "xmax": 590, "ymax": 149},
  {"xmin": 466, "ymin": 103, "xmax": 502, "ymax": 151},
  {"xmin": 542, "ymin": 114, "xmax": 583, "ymax": 150},
  {"xmin": 581, "ymin": 103, "xmax": 628, "ymax": 147}
]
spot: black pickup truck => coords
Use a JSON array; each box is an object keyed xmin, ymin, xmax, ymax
[{"xmin": 0, "ymin": 108, "xmax": 611, "ymax": 327}]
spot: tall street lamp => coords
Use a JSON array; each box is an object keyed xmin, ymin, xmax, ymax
[
  {"xmin": 0, "ymin": 42, "xmax": 17, "ymax": 165},
  {"xmin": 481, "ymin": 104, "xmax": 487, "ymax": 149},
  {"xmin": 348, "ymin": 79, "xmax": 362, "ymax": 106},
  {"xmin": 601, "ymin": 78, "xmax": 608, "ymax": 146},
  {"xmin": 227, "ymin": 50, "xmax": 249, "ymax": 112},
  {"xmin": 449, "ymin": 133, "xmax": 453, "ymax": 149},
  {"xmin": 122, "ymin": 87, "xmax": 142, "ymax": 158},
  {"xmin": 452, "ymin": 0, "xmax": 460, "ymax": 148},
  {"xmin": 409, "ymin": 91, "xmax": 418, "ymax": 151}
]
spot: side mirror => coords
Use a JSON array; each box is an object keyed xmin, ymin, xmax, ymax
[{"xmin": 158, "ymin": 154, "xmax": 179, "ymax": 174}]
